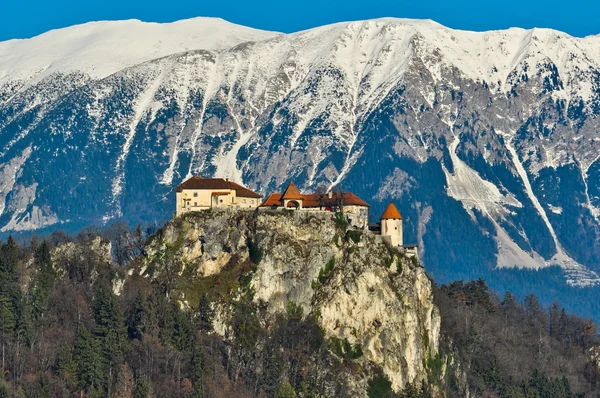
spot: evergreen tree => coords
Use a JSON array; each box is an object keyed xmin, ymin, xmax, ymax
[
  {"xmin": 191, "ymin": 342, "xmax": 206, "ymax": 396},
  {"xmin": 127, "ymin": 290, "xmax": 146, "ymax": 340},
  {"xmin": 56, "ymin": 343, "xmax": 76, "ymax": 384},
  {"xmin": 91, "ymin": 280, "xmax": 127, "ymax": 394},
  {"xmin": 0, "ymin": 237, "xmax": 19, "ymax": 283},
  {"xmin": 0, "ymin": 296, "xmax": 15, "ymax": 375},
  {"xmin": 31, "ymin": 241, "xmax": 55, "ymax": 324},
  {"xmin": 14, "ymin": 294, "xmax": 32, "ymax": 348},
  {"xmin": 0, "ymin": 298, "xmax": 15, "ymax": 337},
  {"xmin": 0, "ymin": 237, "xmax": 20, "ymax": 317},
  {"xmin": 73, "ymin": 323, "xmax": 102, "ymax": 394},
  {"xmin": 133, "ymin": 376, "xmax": 150, "ymax": 398},
  {"xmin": 198, "ymin": 293, "xmax": 213, "ymax": 333},
  {"xmin": 170, "ymin": 304, "xmax": 193, "ymax": 352}
]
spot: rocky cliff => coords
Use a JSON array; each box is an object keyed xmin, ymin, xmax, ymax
[{"xmin": 141, "ymin": 209, "xmax": 440, "ymax": 392}]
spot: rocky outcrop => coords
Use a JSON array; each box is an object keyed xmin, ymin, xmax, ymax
[
  {"xmin": 52, "ymin": 236, "xmax": 112, "ymax": 281},
  {"xmin": 144, "ymin": 209, "xmax": 440, "ymax": 391}
]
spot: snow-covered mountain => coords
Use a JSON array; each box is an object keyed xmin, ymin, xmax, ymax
[{"xmin": 2, "ymin": 17, "xmax": 600, "ymax": 289}]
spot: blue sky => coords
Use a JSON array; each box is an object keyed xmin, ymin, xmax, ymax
[{"xmin": 1, "ymin": 0, "xmax": 599, "ymax": 41}]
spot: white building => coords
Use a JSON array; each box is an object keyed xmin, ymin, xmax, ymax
[
  {"xmin": 175, "ymin": 175, "xmax": 262, "ymax": 216},
  {"xmin": 380, "ymin": 202, "xmax": 403, "ymax": 247},
  {"xmin": 379, "ymin": 202, "xmax": 418, "ymax": 258}
]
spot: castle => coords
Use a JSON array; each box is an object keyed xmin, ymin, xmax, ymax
[
  {"xmin": 175, "ymin": 175, "xmax": 262, "ymax": 214},
  {"xmin": 176, "ymin": 175, "xmax": 416, "ymax": 256},
  {"xmin": 259, "ymin": 182, "xmax": 370, "ymax": 228}
]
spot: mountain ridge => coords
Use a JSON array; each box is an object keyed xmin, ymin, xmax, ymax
[{"xmin": 1, "ymin": 16, "xmax": 600, "ymax": 296}]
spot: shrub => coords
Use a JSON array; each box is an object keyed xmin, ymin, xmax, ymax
[
  {"xmin": 286, "ymin": 301, "xmax": 303, "ymax": 320},
  {"xmin": 329, "ymin": 336, "xmax": 363, "ymax": 360},
  {"xmin": 334, "ymin": 212, "xmax": 349, "ymax": 231},
  {"xmin": 247, "ymin": 238, "xmax": 263, "ymax": 264},
  {"xmin": 333, "ymin": 233, "xmax": 340, "ymax": 247},
  {"xmin": 317, "ymin": 258, "xmax": 336, "ymax": 284},
  {"xmin": 367, "ymin": 374, "xmax": 394, "ymax": 398},
  {"xmin": 347, "ymin": 230, "xmax": 362, "ymax": 243},
  {"xmin": 276, "ymin": 382, "xmax": 297, "ymax": 398}
]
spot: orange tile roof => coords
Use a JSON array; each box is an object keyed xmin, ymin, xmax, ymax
[
  {"xmin": 281, "ymin": 182, "xmax": 304, "ymax": 200},
  {"xmin": 260, "ymin": 191, "xmax": 369, "ymax": 208},
  {"xmin": 211, "ymin": 191, "xmax": 231, "ymax": 196},
  {"xmin": 381, "ymin": 202, "xmax": 402, "ymax": 220},
  {"xmin": 176, "ymin": 175, "xmax": 261, "ymax": 198}
]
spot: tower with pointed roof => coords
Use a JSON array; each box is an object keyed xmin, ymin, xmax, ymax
[
  {"xmin": 381, "ymin": 202, "xmax": 403, "ymax": 247},
  {"xmin": 281, "ymin": 182, "xmax": 304, "ymax": 209}
]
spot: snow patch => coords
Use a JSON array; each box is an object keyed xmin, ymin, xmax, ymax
[
  {"xmin": 0, "ymin": 18, "xmax": 280, "ymax": 84},
  {"xmin": 444, "ymin": 136, "xmax": 521, "ymax": 217}
]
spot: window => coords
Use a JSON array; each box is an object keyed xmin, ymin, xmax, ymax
[
  {"xmin": 242, "ymin": 199, "xmax": 247, "ymax": 204},
  {"xmin": 193, "ymin": 192, "xmax": 198, "ymax": 197},
  {"xmin": 220, "ymin": 199, "xmax": 223, "ymax": 203}
]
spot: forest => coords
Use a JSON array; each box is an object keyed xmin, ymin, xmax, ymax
[{"xmin": 0, "ymin": 222, "xmax": 598, "ymax": 397}]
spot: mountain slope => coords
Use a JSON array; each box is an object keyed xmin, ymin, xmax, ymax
[{"xmin": 1, "ymin": 17, "xmax": 600, "ymax": 291}]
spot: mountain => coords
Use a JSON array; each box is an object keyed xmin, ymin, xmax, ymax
[{"xmin": 1, "ymin": 17, "xmax": 600, "ymax": 306}]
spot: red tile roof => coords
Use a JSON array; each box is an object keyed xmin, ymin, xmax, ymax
[
  {"xmin": 281, "ymin": 182, "xmax": 304, "ymax": 200},
  {"xmin": 176, "ymin": 175, "xmax": 262, "ymax": 198},
  {"xmin": 381, "ymin": 202, "xmax": 402, "ymax": 220},
  {"xmin": 260, "ymin": 190, "xmax": 369, "ymax": 208}
]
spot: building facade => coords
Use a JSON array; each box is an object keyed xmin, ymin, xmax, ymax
[
  {"xmin": 259, "ymin": 182, "xmax": 370, "ymax": 228},
  {"xmin": 175, "ymin": 175, "xmax": 262, "ymax": 216}
]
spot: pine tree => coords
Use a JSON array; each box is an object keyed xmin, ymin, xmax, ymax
[
  {"xmin": 191, "ymin": 342, "xmax": 206, "ymax": 396},
  {"xmin": 91, "ymin": 280, "xmax": 128, "ymax": 394},
  {"xmin": 56, "ymin": 343, "xmax": 76, "ymax": 384},
  {"xmin": 170, "ymin": 304, "xmax": 193, "ymax": 352},
  {"xmin": 126, "ymin": 290, "xmax": 146, "ymax": 341},
  {"xmin": 31, "ymin": 241, "xmax": 55, "ymax": 324},
  {"xmin": 14, "ymin": 294, "xmax": 32, "ymax": 349},
  {"xmin": 198, "ymin": 294, "xmax": 213, "ymax": 333},
  {"xmin": 73, "ymin": 323, "xmax": 102, "ymax": 394},
  {"xmin": 133, "ymin": 376, "xmax": 150, "ymax": 398},
  {"xmin": 0, "ymin": 296, "xmax": 15, "ymax": 375},
  {"xmin": 0, "ymin": 237, "xmax": 20, "ymax": 313},
  {"xmin": 0, "ymin": 237, "xmax": 19, "ymax": 280}
]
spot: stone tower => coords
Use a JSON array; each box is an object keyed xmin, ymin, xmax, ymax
[{"xmin": 381, "ymin": 202, "xmax": 403, "ymax": 247}]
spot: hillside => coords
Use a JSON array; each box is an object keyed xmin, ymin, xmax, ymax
[
  {"xmin": 1, "ymin": 17, "xmax": 600, "ymax": 305},
  {"xmin": 0, "ymin": 210, "xmax": 598, "ymax": 397}
]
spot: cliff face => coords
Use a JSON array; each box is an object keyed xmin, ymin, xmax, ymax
[{"xmin": 144, "ymin": 209, "xmax": 440, "ymax": 391}]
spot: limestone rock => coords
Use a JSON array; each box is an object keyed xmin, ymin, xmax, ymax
[{"xmin": 145, "ymin": 208, "xmax": 440, "ymax": 391}]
